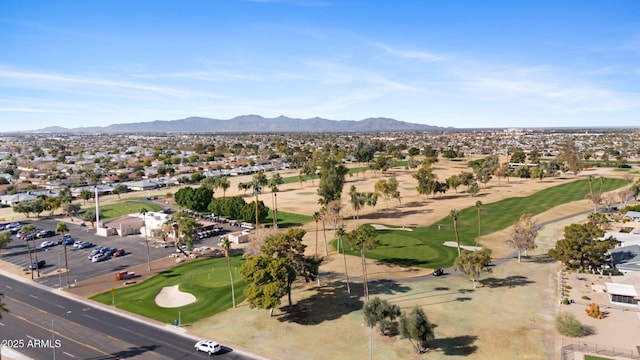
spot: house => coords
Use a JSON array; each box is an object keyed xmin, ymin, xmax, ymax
[{"xmin": 604, "ymin": 272, "xmax": 640, "ymax": 307}]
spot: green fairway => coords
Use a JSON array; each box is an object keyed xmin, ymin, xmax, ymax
[
  {"xmin": 343, "ymin": 177, "xmax": 627, "ymax": 268},
  {"xmin": 95, "ymin": 201, "xmax": 163, "ymax": 219},
  {"xmin": 91, "ymin": 255, "xmax": 246, "ymax": 324}
]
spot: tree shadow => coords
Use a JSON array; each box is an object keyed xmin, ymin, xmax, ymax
[
  {"xmin": 85, "ymin": 344, "xmax": 160, "ymax": 359},
  {"xmin": 276, "ymin": 281, "xmax": 364, "ymax": 325},
  {"xmin": 525, "ymin": 254, "xmax": 557, "ymax": 264},
  {"xmin": 480, "ymin": 275, "xmax": 535, "ymax": 288},
  {"xmin": 431, "ymin": 335, "xmax": 479, "ymax": 356},
  {"xmin": 367, "ymin": 279, "xmax": 412, "ymax": 296}
]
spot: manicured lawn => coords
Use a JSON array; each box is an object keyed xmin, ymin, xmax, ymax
[
  {"xmin": 93, "ymin": 201, "xmax": 163, "ymax": 219},
  {"xmin": 91, "ymin": 255, "xmax": 247, "ymax": 324},
  {"xmin": 342, "ymin": 177, "xmax": 627, "ymax": 268},
  {"xmin": 265, "ymin": 210, "xmax": 313, "ymax": 228}
]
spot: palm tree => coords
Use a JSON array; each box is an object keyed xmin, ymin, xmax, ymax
[
  {"xmin": 268, "ymin": 173, "xmax": 284, "ymax": 229},
  {"xmin": 347, "ymin": 224, "xmax": 378, "ymax": 300},
  {"xmin": 312, "ymin": 211, "xmax": 321, "ymax": 257},
  {"xmin": 221, "ymin": 237, "xmax": 236, "ymax": 308},
  {"xmin": 55, "ymin": 222, "xmax": 70, "ymax": 288},
  {"xmin": 336, "ymin": 226, "xmax": 351, "ymax": 295},
  {"xmin": 475, "ymin": 200, "xmax": 482, "ymax": 247},
  {"xmin": 139, "ymin": 207, "xmax": 151, "ymax": 271},
  {"xmin": 248, "ymin": 172, "xmax": 268, "ymax": 236},
  {"xmin": 218, "ymin": 176, "xmax": 231, "ymax": 198},
  {"xmin": 450, "ymin": 208, "xmax": 461, "ymax": 256},
  {"xmin": 23, "ymin": 225, "xmax": 40, "ymax": 277}
]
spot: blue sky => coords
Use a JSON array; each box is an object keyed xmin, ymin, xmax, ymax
[{"xmin": 1, "ymin": 0, "xmax": 639, "ymax": 132}]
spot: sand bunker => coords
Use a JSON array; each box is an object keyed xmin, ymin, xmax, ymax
[
  {"xmin": 154, "ymin": 285, "xmax": 197, "ymax": 308},
  {"xmin": 442, "ymin": 241, "xmax": 483, "ymax": 252}
]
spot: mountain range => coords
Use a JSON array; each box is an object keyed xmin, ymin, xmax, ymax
[{"xmin": 35, "ymin": 115, "xmax": 449, "ymax": 133}]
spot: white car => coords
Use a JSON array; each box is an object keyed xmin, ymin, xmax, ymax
[
  {"xmin": 40, "ymin": 240, "xmax": 56, "ymax": 248},
  {"xmin": 194, "ymin": 340, "xmax": 221, "ymax": 355},
  {"xmin": 91, "ymin": 253, "xmax": 107, "ymax": 263}
]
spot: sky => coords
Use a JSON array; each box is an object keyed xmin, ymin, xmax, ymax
[{"xmin": 1, "ymin": 0, "xmax": 640, "ymax": 132}]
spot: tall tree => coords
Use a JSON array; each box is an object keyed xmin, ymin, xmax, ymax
[
  {"xmin": 260, "ymin": 228, "xmax": 320, "ymax": 307},
  {"xmin": 453, "ymin": 248, "xmax": 492, "ymax": 288},
  {"xmin": 398, "ymin": 307, "xmax": 435, "ymax": 354},
  {"xmin": 240, "ymin": 255, "xmax": 290, "ymax": 317},
  {"xmin": 23, "ymin": 224, "xmax": 41, "ymax": 277},
  {"xmin": 449, "ymin": 209, "xmax": 461, "ymax": 256},
  {"xmin": 317, "ymin": 160, "xmax": 349, "ymax": 206},
  {"xmin": 221, "ymin": 237, "xmax": 236, "ymax": 308},
  {"xmin": 336, "ymin": 226, "xmax": 351, "ymax": 295},
  {"xmin": 312, "ymin": 211, "xmax": 321, "ymax": 258},
  {"xmin": 561, "ymin": 141, "xmax": 583, "ymax": 175},
  {"xmin": 169, "ymin": 212, "xmax": 200, "ymax": 254},
  {"xmin": 248, "ymin": 172, "xmax": 268, "ymax": 235},
  {"xmin": 55, "ymin": 222, "xmax": 70, "ymax": 288},
  {"xmin": 346, "ymin": 224, "xmax": 379, "ymax": 300},
  {"xmin": 218, "ymin": 176, "xmax": 231, "ymax": 198},
  {"xmin": 506, "ymin": 213, "xmax": 538, "ymax": 262},
  {"xmin": 268, "ymin": 173, "xmax": 284, "ymax": 228},
  {"xmin": 549, "ymin": 223, "xmax": 618, "ymax": 271}
]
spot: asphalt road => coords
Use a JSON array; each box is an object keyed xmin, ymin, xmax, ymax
[{"xmin": 0, "ymin": 274, "xmax": 253, "ymax": 360}]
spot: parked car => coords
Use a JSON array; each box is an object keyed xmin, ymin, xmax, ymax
[
  {"xmin": 28, "ymin": 260, "xmax": 46, "ymax": 270},
  {"xmin": 91, "ymin": 253, "xmax": 107, "ymax": 263},
  {"xmin": 433, "ymin": 268, "xmax": 444, "ymax": 276},
  {"xmin": 73, "ymin": 241, "xmax": 93, "ymax": 249},
  {"xmin": 58, "ymin": 237, "xmax": 74, "ymax": 246},
  {"xmin": 37, "ymin": 230, "xmax": 55, "ymax": 238},
  {"xmin": 40, "ymin": 240, "xmax": 56, "ymax": 248},
  {"xmin": 104, "ymin": 248, "xmax": 117, "ymax": 257},
  {"xmin": 112, "ymin": 249, "xmax": 125, "ymax": 257},
  {"xmin": 88, "ymin": 247, "xmax": 105, "ymax": 259},
  {"xmin": 78, "ymin": 241, "xmax": 94, "ymax": 249},
  {"xmin": 194, "ymin": 340, "xmax": 221, "ymax": 355}
]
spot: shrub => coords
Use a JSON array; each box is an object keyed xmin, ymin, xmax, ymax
[
  {"xmin": 565, "ymin": 285, "xmax": 572, "ymax": 290},
  {"xmin": 556, "ymin": 312, "xmax": 585, "ymax": 337},
  {"xmin": 585, "ymin": 303, "xmax": 604, "ymax": 319},
  {"xmin": 582, "ymin": 295, "xmax": 591, "ymax": 300},
  {"xmin": 561, "ymin": 297, "xmax": 570, "ymax": 305}
]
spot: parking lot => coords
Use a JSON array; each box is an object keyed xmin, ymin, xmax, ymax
[{"xmin": 1, "ymin": 217, "xmax": 234, "ymax": 288}]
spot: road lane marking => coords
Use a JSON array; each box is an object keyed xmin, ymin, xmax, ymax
[
  {"xmin": 63, "ymin": 351, "xmax": 76, "ymax": 357},
  {"xmin": 30, "ymin": 294, "xmax": 38, "ymax": 299},
  {"xmin": 83, "ymin": 314, "xmax": 96, "ymax": 320},
  {"xmin": 5, "ymin": 285, "xmax": 12, "ymax": 289}
]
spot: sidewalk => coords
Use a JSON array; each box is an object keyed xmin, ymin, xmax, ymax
[{"xmin": 0, "ymin": 346, "xmax": 33, "ymax": 360}]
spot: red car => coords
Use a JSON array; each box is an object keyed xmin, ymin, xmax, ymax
[{"xmin": 112, "ymin": 249, "xmax": 126, "ymax": 257}]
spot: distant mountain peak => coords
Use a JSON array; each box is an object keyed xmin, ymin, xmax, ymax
[{"xmin": 33, "ymin": 115, "xmax": 449, "ymax": 133}]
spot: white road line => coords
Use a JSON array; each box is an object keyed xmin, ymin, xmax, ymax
[
  {"xmin": 0, "ymin": 322, "xmax": 5, "ymax": 326},
  {"xmin": 56, "ymin": 304, "xmax": 65, "ymax": 309},
  {"xmin": 82, "ymin": 314, "xmax": 96, "ymax": 320},
  {"xmin": 5, "ymin": 285, "xmax": 12, "ymax": 290},
  {"xmin": 27, "ymin": 335, "xmax": 37, "ymax": 341},
  {"xmin": 29, "ymin": 294, "xmax": 38, "ymax": 299},
  {"xmin": 63, "ymin": 351, "xmax": 76, "ymax": 358}
]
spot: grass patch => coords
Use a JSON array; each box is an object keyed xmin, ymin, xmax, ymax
[
  {"xmin": 265, "ymin": 210, "xmax": 313, "ymax": 228},
  {"xmin": 90, "ymin": 255, "xmax": 246, "ymax": 324},
  {"xmin": 338, "ymin": 178, "xmax": 626, "ymax": 268},
  {"xmin": 93, "ymin": 201, "xmax": 163, "ymax": 219},
  {"xmin": 584, "ymin": 355, "xmax": 612, "ymax": 360}
]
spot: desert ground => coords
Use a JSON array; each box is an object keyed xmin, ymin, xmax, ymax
[{"xmin": 2, "ymin": 159, "xmax": 639, "ymax": 360}]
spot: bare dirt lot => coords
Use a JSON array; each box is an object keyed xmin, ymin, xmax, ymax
[{"xmin": 2, "ymin": 161, "xmax": 638, "ymax": 360}]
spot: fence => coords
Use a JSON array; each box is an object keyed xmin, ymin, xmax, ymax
[{"xmin": 561, "ymin": 338, "xmax": 640, "ymax": 360}]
